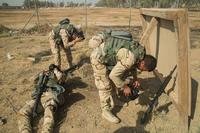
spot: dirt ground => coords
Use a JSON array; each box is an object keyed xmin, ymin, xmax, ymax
[{"xmin": 0, "ymin": 8, "xmax": 200, "ymax": 133}]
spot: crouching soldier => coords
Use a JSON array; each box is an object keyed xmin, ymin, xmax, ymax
[
  {"xmin": 89, "ymin": 29, "xmax": 157, "ymax": 123},
  {"xmin": 18, "ymin": 64, "xmax": 67, "ymax": 133},
  {"xmin": 49, "ymin": 18, "xmax": 85, "ymax": 69}
]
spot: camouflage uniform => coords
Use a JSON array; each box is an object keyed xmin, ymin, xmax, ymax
[
  {"xmin": 49, "ymin": 28, "xmax": 73, "ymax": 69},
  {"xmin": 90, "ymin": 34, "xmax": 138, "ymax": 123},
  {"xmin": 18, "ymin": 69, "xmax": 66, "ymax": 133}
]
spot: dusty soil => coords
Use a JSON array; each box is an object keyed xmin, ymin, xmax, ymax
[{"xmin": 0, "ymin": 8, "xmax": 200, "ymax": 133}]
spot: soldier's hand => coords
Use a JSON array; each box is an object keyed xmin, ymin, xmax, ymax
[
  {"xmin": 67, "ymin": 42, "xmax": 75, "ymax": 47},
  {"xmin": 133, "ymin": 80, "xmax": 140, "ymax": 88},
  {"xmin": 74, "ymin": 37, "xmax": 82, "ymax": 43},
  {"xmin": 123, "ymin": 85, "xmax": 132, "ymax": 97}
]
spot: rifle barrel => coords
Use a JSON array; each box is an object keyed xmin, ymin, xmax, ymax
[{"xmin": 32, "ymin": 74, "xmax": 48, "ymax": 118}]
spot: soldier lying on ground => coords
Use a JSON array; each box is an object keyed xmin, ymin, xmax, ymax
[
  {"xmin": 49, "ymin": 18, "xmax": 85, "ymax": 70},
  {"xmin": 89, "ymin": 29, "xmax": 157, "ymax": 123},
  {"xmin": 18, "ymin": 64, "xmax": 68, "ymax": 133}
]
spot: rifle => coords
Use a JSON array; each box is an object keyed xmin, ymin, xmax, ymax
[
  {"xmin": 127, "ymin": 85, "xmax": 140, "ymax": 100},
  {"xmin": 140, "ymin": 65, "xmax": 177, "ymax": 124},
  {"xmin": 32, "ymin": 72, "xmax": 49, "ymax": 118},
  {"xmin": 63, "ymin": 64, "xmax": 79, "ymax": 74}
]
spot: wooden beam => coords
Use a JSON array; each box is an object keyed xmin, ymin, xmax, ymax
[
  {"xmin": 139, "ymin": 9, "xmax": 147, "ymax": 32},
  {"xmin": 140, "ymin": 8, "xmax": 185, "ymax": 20},
  {"xmin": 176, "ymin": 9, "xmax": 191, "ymax": 131},
  {"xmin": 139, "ymin": 17, "xmax": 158, "ymax": 52}
]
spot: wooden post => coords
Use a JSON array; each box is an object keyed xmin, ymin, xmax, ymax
[{"xmin": 176, "ymin": 10, "xmax": 191, "ymax": 131}]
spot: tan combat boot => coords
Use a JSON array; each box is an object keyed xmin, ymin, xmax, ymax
[{"xmin": 102, "ymin": 109, "xmax": 120, "ymax": 123}]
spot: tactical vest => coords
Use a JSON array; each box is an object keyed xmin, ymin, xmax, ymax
[
  {"xmin": 53, "ymin": 23, "xmax": 75, "ymax": 44},
  {"xmin": 102, "ymin": 30, "xmax": 145, "ymax": 69},
  {"xmin": 33, "ymin": 72, "xmax": 65, "ymax": 95},
  {"xmin": 46, "ymin": 72, "xmax": 65, "ymax": 95}
]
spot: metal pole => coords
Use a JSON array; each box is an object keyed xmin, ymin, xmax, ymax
[
  {"xmin": 85, "ymin": 0, "xmax": 87, "ymax": 35},
  {"xmin": 22, "ymin": 11, "xmax": 36, "ymax": 31},
  {"xmin": 28, "ymin": 0, "xmax": 31, "ymax": 9},
  {"xmin": 176, "ymin": 0, "xmax": 180, "ymax": 7},
  {"xmin": 34, "ymin": 0, "xmax": 39, "ymax": 26},
  {"xmin": 129, "ymin": 0, "xmax": 131, "ymax": 31},
  {"xmin": 45, "ymin": 0, "xmax": 48, "ymax": 8}
]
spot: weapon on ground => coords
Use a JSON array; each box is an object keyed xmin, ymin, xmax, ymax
[
  {"xmin": 140, "ymin": 65, "xmax": 177, "ymax": 124},
  {"xmin": 63, "ymin": 60, "xmax": 87, "ymax": 75},
  {"xmin": 118, "ymin": 81, "xmax": 140, "ymax": 100},
  {"xmin": 63, "ymin": 64, "xmax": 79, "ymax": 75},
  {"xmin": 32, "ymin": 72, "xmax": 49, "ymax": 118}
]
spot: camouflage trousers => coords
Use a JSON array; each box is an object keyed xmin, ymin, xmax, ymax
[
  {"xmin": 18, "ymin": 91, "xmax": 65, "ymax": 133},
  {"xmin": 49, "ymin": 32, "xmax": 73, "ymax": 69},
  {"xmin": 90, "ymin": 47, "xmax": 118, "ymax": 111}
]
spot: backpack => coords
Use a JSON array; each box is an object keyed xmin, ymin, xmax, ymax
[
  {"xmin": 102, "ymin": 29, "xmax": 145, "ymax": 69},
  {"xmin": 102, "ymin": 29, "xmax": 133, "ymax": 41},
  {"xmin": 53, "ymin": 18, "xmax": 75, "ymax": 44}
]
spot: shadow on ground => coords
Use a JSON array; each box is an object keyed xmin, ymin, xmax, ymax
[
  {"xmin": 113, "ymin": 126, "xmax": 150, "ymax": 133},
  {"xmin": 27, "ymin": 49, "xmax": 52, "ymax": 63},
  {"xmin": 53, "ymin": 76, "xmax": 88, "ymax": 133},
  {"xmin": 189, "ymin": 78, "xmax": 198, "ymax": 128}
]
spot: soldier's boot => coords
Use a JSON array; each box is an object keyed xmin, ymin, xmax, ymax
[
  {"xmin": 102, "ymin": 109, "xmax": 120, "ymax": 124},
  {"xmin": 41, "ymin": 106, "xmax": 54, "ymax": 133},
  {"xmin": 99, "ymin": 91, "xmax": 120, "ymax": 124},
  {"xmin": 18, "ymin": 100, "xmax": 35, "ymax": 133}
]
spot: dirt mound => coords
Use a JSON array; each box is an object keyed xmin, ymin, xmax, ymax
[
  {"xmin": 21, "ymin": 24, "xmax": 52, "ymax": 35},
  {"xmin": 0, "ymin": 24, "xmax": 11, "ymax": 34}
]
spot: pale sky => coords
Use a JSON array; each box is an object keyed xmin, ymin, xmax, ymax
[{"xmin": 0, "ymin": 0, "xmax": 97, "ymax": 6}]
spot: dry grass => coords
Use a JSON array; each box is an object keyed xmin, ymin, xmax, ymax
[
  {"xmin": 0, "ymin": 8, "xmax": 200, "ymax": 133},
  {"xmin": 0, "ymin": 8, "xmax": 141, "ymax": 29}
]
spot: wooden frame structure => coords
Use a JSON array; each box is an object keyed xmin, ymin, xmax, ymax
[{"xmin": 139, "ymin": 8, "xmax": 191, "ymax": 131}]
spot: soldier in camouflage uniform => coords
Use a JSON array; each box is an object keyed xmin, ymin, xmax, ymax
[
  {"xmin": 18, "ymin": 64, "xmax": 67, "ymax": 133},
  {"xmin": 49, "ymin": 18, "xmax": 85, "ymax": 69},
  {"xmin": 89, "ymin": 29, "xmax": 157, "ymax": 123}
]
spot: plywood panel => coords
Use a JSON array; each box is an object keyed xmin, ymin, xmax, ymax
[{"xmin": 140, "ymin": 8, "xmax": 191, "ymax": 131}]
